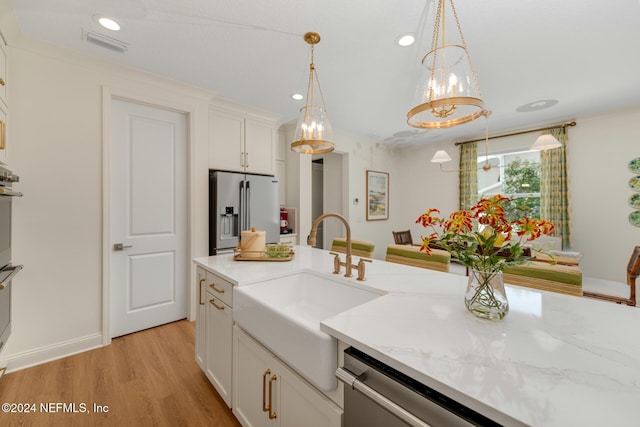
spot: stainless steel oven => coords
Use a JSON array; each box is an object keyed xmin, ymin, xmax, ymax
[
  {"xmin": 337, "ymin": 347, "xmax": 503, "ymax": 427},
  {"xmin": 0, "ymin": 163, "xmax": 22, "ymax": 356}
]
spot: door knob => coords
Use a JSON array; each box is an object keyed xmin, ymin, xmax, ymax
[{"xmin": 113, "ymin": 243, "xmax": 132, "ymax": 251}]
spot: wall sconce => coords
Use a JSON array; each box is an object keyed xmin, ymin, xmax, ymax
[{"xmin": 530, "ymin": 134, "xmax": 562, "ymax": 151}]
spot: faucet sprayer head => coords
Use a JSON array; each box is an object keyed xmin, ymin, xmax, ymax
[{"xmin": 307, "ymin": 234, "xmax": 316, "ymax": 246}]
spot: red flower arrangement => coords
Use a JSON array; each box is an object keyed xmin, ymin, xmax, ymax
[{"xmin": 416, "ymin": 195, "xmax": 555, "ymax": 273}]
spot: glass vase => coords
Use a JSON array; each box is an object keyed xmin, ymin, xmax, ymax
[{"xmin": 465, "ymin": 268, "xmax": 509, "ymax": 320}]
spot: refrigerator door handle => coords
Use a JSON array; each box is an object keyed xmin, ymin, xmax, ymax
[
  {"xmin": 239, "ymin": 180, "xmax": 246, "ymax": 232},
  {"xmin": 246, "ymin": 180, "xmax": 251, "ymax": 229}
]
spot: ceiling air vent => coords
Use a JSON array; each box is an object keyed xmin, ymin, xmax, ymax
[{"xmin": 84, "ymin": 30, "xmax": 128, "ymax": 53}]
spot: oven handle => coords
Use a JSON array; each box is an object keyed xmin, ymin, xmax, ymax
[
  {"xmin": 0, "ymin": 188, "xmax": 23, "ymax": 197},
  {"xmin": 336, "ymin": 367, "xmax": 433, "ymax": 427},
  {"xmin": 0, "ymin": 265, "xmax": 23, "ymax": 290}
]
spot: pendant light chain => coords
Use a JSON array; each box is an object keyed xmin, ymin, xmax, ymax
[
  {"xmin": 449, "ymin": 0, "xmax": 483, "ymax": 100},
  {"xmin": 309, "ymin": 42, "xmax": 330, "ymax": 121},
  {"xmin": 481, "ymin": 111, "xmax": 490, "ymax": 171},
  {"xmin": 428, "ymin": 0, "xmax": 444, "ymax": 108}
]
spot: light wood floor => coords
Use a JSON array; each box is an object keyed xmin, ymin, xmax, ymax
[{"xmin": 0, "ymin": 320, "xmax": 241, "ymax": 427}]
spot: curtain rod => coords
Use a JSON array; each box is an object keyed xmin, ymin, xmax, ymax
[{"xmin": 454, "ymin": 121, "xmax": 577, "ymax": 146}]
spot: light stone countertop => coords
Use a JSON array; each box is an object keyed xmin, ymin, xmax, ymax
[{"xmin": 194, "ymin": 245, "xmax": 640, "ymax": 426}]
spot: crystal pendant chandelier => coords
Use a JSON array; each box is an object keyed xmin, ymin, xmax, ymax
[
  {"xmin": 407, "ymin": 0, "xmax": 486, "ymax": 129},
  {"xmin": 291, "ymin": 32, "xmax": 336, "ymax": 154}
]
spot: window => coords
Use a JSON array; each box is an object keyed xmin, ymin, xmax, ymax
[{"xmin": 478, "ymin": 149, "xmax": 541, "ymax": 222}]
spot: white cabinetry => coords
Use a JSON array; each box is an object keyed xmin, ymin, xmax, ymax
[
  {"xmin": 195, "ymin": 267, "xmax": 207, "ymax": 370},
  {"xmin": 0, "ymin": 34, "xmax": 6, "ymax": 108},
  {"xmin": 278, "ymin": 235, "xmax": 297, "ymax": 246},
  {"xmin": 0, "ymin": 105, "xmax": 7, "ymax": 164},
  {"xmin": 233, "ymin": 325, "xmax": 342, "ymax": 427},
  {"xmin": 275, "ymin": 132, "xmax": 287, "ymax": 206},
  {"xmin": 275, "ymin": 161, "xmax": 286, "ymax": 207},
  {"xmin": 195, "ymin": 268, "xmax": 234, "ymax": 408},
  {"xmin": 0, "ymin": 32, "xmax": 8, "ymax": 164},
  {"xmin": 209, "ymin": 106, "xmax": 276, "ymax": 175}
]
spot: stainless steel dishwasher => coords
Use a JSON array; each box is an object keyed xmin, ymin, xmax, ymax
[{"xmin": 337, "ymin": 347, "xmax": 503, "ymax": 427}]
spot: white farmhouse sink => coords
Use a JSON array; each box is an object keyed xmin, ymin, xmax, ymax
[{"xmin": 234, "ymin": 270, "xmax": 383, "ymax": 391}]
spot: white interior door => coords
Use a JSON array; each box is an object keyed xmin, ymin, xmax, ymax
[{"xmin": 110, "ymin": 98, "xmax": 187, "ymax": 338}]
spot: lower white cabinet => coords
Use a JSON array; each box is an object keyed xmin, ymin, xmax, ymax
[
  {"xmin": 232, "ymin": 325, "xmax": 342, "ymax": 427},
  {"xmin": 206, "ymin": 293, "xmax": 233, "ymax": 407},
  {"xmin": 195, "ymin": 267, "xmax": 207, "ymax": 370},
  {"xmin": 195, "ymin": 267, "xmax": 234, "ymax": 408},
  {"xmin": 278, "ymin": 235, "xmax": 297, "ymax": 246}
]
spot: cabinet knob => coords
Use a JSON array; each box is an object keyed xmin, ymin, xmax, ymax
[{"xmin": 0, "ymin": 78, "xmax": 5, "ymax": 86}]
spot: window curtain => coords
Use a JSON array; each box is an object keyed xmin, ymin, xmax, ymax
[
  {"xmin": 459, "ymin": 142, "xmax": 478, "ymax": 210},
  {"xmin": 540, "ymin": 128, "xmax": 571, "ymax": 249}
]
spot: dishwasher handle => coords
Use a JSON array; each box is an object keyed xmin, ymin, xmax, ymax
[
  {"xmin": 337, "ymin": 367, "xmax": 433, "ymax": 427},
  {"xmin": 0, "ymin": 264, "xmax": 23, "ymax": 290}
]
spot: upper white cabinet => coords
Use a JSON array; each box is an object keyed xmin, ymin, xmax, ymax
[
  {"xmin": 275, "ymin": 132, "xmax": 287, "ymax": 206},
  {"xmin": 209, "ymin": 104, "xmax": 276, "ymax": 175}
]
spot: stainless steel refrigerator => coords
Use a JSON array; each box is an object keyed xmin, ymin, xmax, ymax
[{"xmin": 209, "ymin": 170, "xmax": 280, "ymax": 255}]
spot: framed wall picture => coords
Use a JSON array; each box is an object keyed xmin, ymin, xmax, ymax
[{"xmin": 366, "ymin": 170, "xmax": 389, "ymax": 221}]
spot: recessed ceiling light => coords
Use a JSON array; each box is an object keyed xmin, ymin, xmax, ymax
[
  {"xmin": 516, "ymin": 99, "xmax": 558, "ymax": 113},
  {"xmin": 95, "ymin": 15, "xmax": 121, "ymax": 31},
  {"xmin": 396, "ymin": 33, "xmax": 415, "ymax": 47},
  {"xmin": 291, "ymin": 93, "xmax": 304, "ymax": 101}
]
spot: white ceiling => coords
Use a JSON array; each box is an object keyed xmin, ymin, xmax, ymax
[{"xmin": 9, "ymin": 0, "xmax": 640, "ymax": 146}]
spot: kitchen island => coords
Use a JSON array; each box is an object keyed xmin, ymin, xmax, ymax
[{"xmin": 195, "ymin": 245, "xmax": 640, "ymax": 426}]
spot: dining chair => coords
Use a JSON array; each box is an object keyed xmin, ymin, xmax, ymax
[
  {"xmin": 385, "ymin": 244, "xmax": 451, "ymax": 273},
  {"xmin": 503, "ymin": 262, "xmax": 583, "ymax": 296},
  {"xmin": 331, "ymin": 238, "xmax": 375, "ymax": 259},
  {"xmin": 582, "ymin": 245, "xmax": 639, "ymax": 307},
  {"xmin": 392, "ymin": 230, "xmax": 413, "ymax": 245}
]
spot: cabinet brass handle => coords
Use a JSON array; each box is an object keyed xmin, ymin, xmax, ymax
[
  {"xmin": 268, "ymin": 375, "xmax": 278, "ymax": 420},
  {"xmin": 262, "ymin": 369, "xmax": 271, "ymax": 412},
  {"xmin": 0, "ymin": 120, "xmax": 5, "ymax": 150},
  {"xmin": 199, "ymin": 278, "xmax": 205, "ymax": 305},
  {"xmin": 209, "ymin": 299, "xmax": 225, "ymax": 310},
  {"xmin": 0, "ymin": 77, "xmax": 5, "ymax": 86},
  {"xmin": 209, "ymin": 283, "xmax": 225, "ymax": 294}
]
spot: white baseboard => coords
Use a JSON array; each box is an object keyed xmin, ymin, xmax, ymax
[{"xmin": 4, "ymin": 333, "xmax": 103, "ymax": 374}]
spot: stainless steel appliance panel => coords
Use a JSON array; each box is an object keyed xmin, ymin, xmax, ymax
[
  {"xmin": 211, "ymin": 171, "xmax": 243, "ymax": 253},
  {"xmin": 0, "ymin": 163, "xmax": 22, "ymax": 355},
  {"xmin": 0, "ymin": 196, "xmax": 11, "ymax": 268},
  {"xmin": 339, "ymin": 347, "xmax": 503, "ymax": 427},
  {"xmin": 209, "ymin": 171, "xmax": 279, "ymax": 255},
  {"xmin": 0, "ymin": 264, "xmax": 21, "ymax": 353},
  {"xmin": 245, "ymin": 174, "xmax": 279, "ymax": 245}
]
